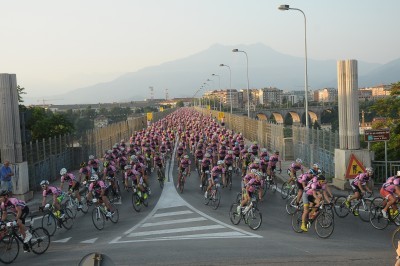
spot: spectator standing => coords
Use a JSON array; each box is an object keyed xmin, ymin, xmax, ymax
[{"xmin": 0, "ymin": 160, "xmax": 14, "ymax": 194}]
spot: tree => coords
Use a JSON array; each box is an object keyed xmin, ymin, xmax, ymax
[
  {"xmin": 17, "ymin": 85, "xmax": 26, "ymax": 103},
  {"xmin": 176, "ymin": 100, "xmax": 184, "ymax": 107}
]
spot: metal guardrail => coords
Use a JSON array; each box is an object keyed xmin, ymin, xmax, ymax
[{"xmin": 371, "ymin": 161, "xmax": 400, "ymax": 184}]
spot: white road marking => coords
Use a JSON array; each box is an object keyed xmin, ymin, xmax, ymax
[
  {"xmin": 142, "ymin": 217, "xmax": 206, "ymax": 227},
  {"xmin": 53, "ymin": 237, "xmax": 72, "ymax": 243},
  {"xmin": 80, "ymin": 238, "xmax": 98, "ymax": 244},
  {"xmin": 128, "ymin": 225, "xmax": 224, "ymax": 237},
  {"xmin": 153, "ymin": 210, "xmax": 193, "ymax": 218}
]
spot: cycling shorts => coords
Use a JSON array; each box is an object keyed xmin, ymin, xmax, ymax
[{"xmin": 380, "ymin": 187, "xmax": 392, "ymax": 200}]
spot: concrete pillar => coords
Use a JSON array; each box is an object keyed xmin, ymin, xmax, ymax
[
  {"xmin": 0, "ymin": 74, "xmax": 16, "ymax": 162},
  {"xmin": 337, "ymin": 61, "xmax": 347, "ymax": 149},
  {"xmin": 0, "ymin": 73, "xmax": 31, "ymax": 200},
  {"xmin": 345, "ymin": 60, "xmax": 360, "ymax": 149}
]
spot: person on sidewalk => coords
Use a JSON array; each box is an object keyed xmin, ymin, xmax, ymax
[{"xmin": 0, "ymin": 160, "xmax": 14, "ymax": 195}]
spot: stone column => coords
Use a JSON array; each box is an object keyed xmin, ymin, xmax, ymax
[
  {"xmin": 337, "ymin": 61, "xmax": 347, "ymax": 149},
  {"xmin": 345, "ymin": 60, "xmax": 360, "ymax": 149}
]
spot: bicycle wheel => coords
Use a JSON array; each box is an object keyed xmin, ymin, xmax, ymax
[
  {"xmin": 29, "ymin": 227, "xmax": 50, "ymax": 255},
  {"xmin": 61, "ymin": 208, "xmax": 75, "ymax": 230},
  {"xmin": 315, "ymin": 211, "xmax": 334, "ymax": 238},
  {"xmin": 143, "ymin": 193, "xmax": 149, "ymax": 207},
  {"xmin": 227, "ymin": 173, "xmax": 232, "ymax": 190},
  {"xmin": 41, "ymin": 213, "xmax": 57, "ymax": 236},
  {"xmin": 334, "ymin": 196, "xmax": 350, "ymax": 218},
  {"xmin": 392, "ymin": 227, "xmax": 400, "ymax": 250},
  {"xmin": 179, "ymin": 177, "xmax": 185, "ymax": 193},
  {"xmin": 132, "ymin": 193, "xmax": 142, "ymax": 212},
  {"xmin": 211, "ymin": 189, "xmax": 221, "ymax": 210},
  {"xmin": 80, "ymin": 197, "xmax": 89, "ymax": 214},
  {"xmin": 285, "ymin": 195, "xmax": 298, "ymax": 215},
  {"xmin": 91, "ymin": 208, "xmax": 105, "ymax": 230},
  {"xmin": 281, "ymin": 182, "xmax": 290, "ymax": 199},
  {"xmin": 291, "ymin": 209, "xmax": 303, "ymax": 233},
  {"xmin": 357, "ymin": 199, "xmax": 372, "ymax": 222},
  {"xmin": 246, "ymin": 208, "xmax": 262, "ymax": 230},
  {"xmin": 0, "ymin": 234, "xmax": 19, "ymax": 264},
  {"xmin": 109, "ymin": 204, "xmax": 119, "ymax": 223},
  {"xmin": 369, "ymin": 200, "xmax": 389, "ymax": 230},
  {"xmin": 65, "ymin": 199, "xmax": 77, "ymax": 219},
  {"xmin": 271, "ymin": 179, "xmax": 277, "ymax": 193},
  {"xmin": 229, "ymin": 203, "xmax": 242, "ymax": 225}
]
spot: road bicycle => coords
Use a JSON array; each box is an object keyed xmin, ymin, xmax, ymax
[
  {"xmin": 200, "ymin": 169, "xmax": 210, "ymax": 193},
  {"xmin": 63, "ymin": 191, "xmax": 89, "ymax": 218},
  {"xmin": 131, "ymin": 185, "xmax": 149, "ymax": 212},
  {"xmin": 281, "ymin": 181, "xmax": 298, "ymax": 200},
  {"xmin": 105, "ymin": 176, "xmax": 122, "ymax": 203},
  {"xmin": 261, "ymin": 172, "xmax": 277, "ymax": 197},
  {"xmin": 204, "ymin": 183, "xmax": 221, "ymax": 210},
  {"xmin": 291, "ymin": 203, "xmax": 335, "ymax": 238},
  {"xmin": 91, "ymin": 198, "xmax": 119, "ymax": 230},
  {"xmin": 41, "ymin": 203, "xmax": 74, "ymax": 236},
  {"xmin": 0, "ymin": 220, "xmax": 50, "ymax": 264},
  {"xmin": 334, "ymin": 192, "xmax": 372, "ymax": 222},
  {"xmin": 156, "ymin": 165, "xmax": 166, "ymax": 189},
  {"xmin": 392, "ymin": 226, "xmax": 400, "ymax": 251},
  {"xmin": 178, "ymin": 168, "xmax": 189, "ymax": 193},
  {"xmin": 369, "ymin": 196, "xmax": 400, "ymax": 230},
  {"xmin": 229, "ymin": 197, "xmax": 262, "ymax": 230},
  {"xmin": 225, "ymin": 165, "xmax": 234, "ymax": 190}
]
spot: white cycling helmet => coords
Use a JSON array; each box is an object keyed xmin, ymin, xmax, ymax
[
  {"xmin": 90, "ymin": 174, "xmax": 99, "ymax": 182},
  {"xmin": 60, "ymin": 168, "xmax": 67, "ymax": 175},
  {"xmin": 40, "ymin": 180, "xmax": 49, "ymax": 186},
  {"xmin": 251, "ymin": 169, "xmax": 258, "ymax": 174},
  {"xmin": 296, "ymin": 158, "xmax": 302, "ymax": 164},
  {"xmin": 184, "ymin": 155, "xmax": 189, "ymax": 159},
  {"xmin": 89, "ymin": 155, "xmax": 95, "ymax": 160},
  {"xmin": 397, "ymin": 170, "xmax": 400, "ymax": 177},
  {"xmin": 217, "ymin": 160, "xmax": 224, "ymax": 165},
  {"xmin": 205, "ymin": 153, "xmax": 211, "ymax": 158},
  {"xmin": 124, "ymin": 165, "xmax": 132, "ymax": 170},
  {"xmin": 228, "ymin": 150, "xmax": 233, "ymax": 155},
  {"xmin": 261, "ymin": 148, "xmax": 267, "ymax": 152},
  {"xmin": 253, "ymin": 158, "xmax": 260, "ymax": 164},
  {"xmin": 366, "ymin": 167, "xmax": 373, "ymax": 174}
]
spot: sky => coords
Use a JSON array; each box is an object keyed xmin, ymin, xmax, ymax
[{"xmin": 1, "ymin": 0, "xmax": 399, "ymax": 103}]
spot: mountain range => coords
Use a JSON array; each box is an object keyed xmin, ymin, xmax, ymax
[{"xmin": 53, "ymin": 43, "xmax": 400, "ymax": 104}]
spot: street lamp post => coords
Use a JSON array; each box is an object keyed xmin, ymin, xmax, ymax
[
  {"xmin": 212, "ymin": 74, "xmax": 221, "ymax": 111},
  {"xmin": 207, "ymin": 78, "xmax": 216, "ymax": 110},
  {"xmin": 219, "ymin": 63, "xmax": 232, "ymax": 113},
  {"xmin": 278, "ymin": 4, "xmax": 309, "ymax": 128},
  {"xmin": 232, "ymin": 49, "xmax": 250, "ymax": 118}
]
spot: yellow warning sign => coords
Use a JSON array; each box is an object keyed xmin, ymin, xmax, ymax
[
  {"xmin": 345, "ymin": 154, "xmax": 366, "ymax": 179},
  {"xmin": 218, "ymin": 112, "xmax": 224, "ymax": 121},
  {"xmin": 146, "ymin": 112, "xmax": 153, "ymax": 121},
  {"xmin": 207, "ymin": 105, "xmax": 211, "ymax": 110},
  {"xmin": 159, "ymin": 107, "xmax": 164, "ymax": 112}
]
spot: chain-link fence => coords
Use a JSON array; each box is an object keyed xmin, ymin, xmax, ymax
[{"xmin": 16, "ymin": 108, "xmax": 175, "ymax": 191}]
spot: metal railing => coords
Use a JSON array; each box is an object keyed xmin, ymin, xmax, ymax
[{"xmin": 371, "ymin": 161, "xmax": 400, "ymax": 184}]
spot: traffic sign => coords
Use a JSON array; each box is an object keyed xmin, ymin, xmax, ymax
[
  {"xmin": 218, "ymin": 112, "xmax": 224, "ymax": 121},
  {"xmin": 345, "ymin": 154, "xmax": 366, "ymax": 179},
  {"xmin": 146, "ymin": 112, "xmax": 153, "ymax": 121},
  {"xmin": 364, "ymin": 129, "xmax": 390, "ymax": 142}
]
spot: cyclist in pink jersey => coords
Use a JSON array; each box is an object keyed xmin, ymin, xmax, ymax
[{"xmin": 380, "ymin": 171, "xmax": 400, "ymax": 218}]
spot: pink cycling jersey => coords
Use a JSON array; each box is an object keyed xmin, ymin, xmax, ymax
[
  {"xmin": 61, "ymin": 173, "xmax": 77, "ymax": 185},
  {"xmin": 43, "ymin": 186, "xmax": 62, "ymax": 197}
]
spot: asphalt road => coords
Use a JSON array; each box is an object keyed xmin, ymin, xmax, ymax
[{"xmin": 10, "ymin": 156, "xmax": 396, "ymax": 266}]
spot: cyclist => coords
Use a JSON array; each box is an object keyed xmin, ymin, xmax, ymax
[
  {"xmin": 40, "ymin": 180, "xmax": 65, "ymax": 219},
  {"xmin": 103, "ymin": 161, "xmax": 118, "ymax": 196},
  {"xmin": 345, "ymin": 167, "xmax": 373, "ymax": 215},
  {"xmin": 87, "ymin": 174, "xmax": 114, "ymax": 218},
  {"xmin": 205, "ymin": 160, "xmax": 225, "ymax": 198},
  {"xmin": 301, "ymin": 175, "xmax": 324, "ymax": 232},
  {"xmin": 0, "ymin": 190, "xmax": 32, "ymax": 243},
  {"xmin": 250, "ymin": 141, "xmax": 259, "ymax": 157},
  {"xmin": 200, "ymin": 153, "xmax": 212, "ymax": 188},
  {"xmin": 289, "ymin": 158, "xmax": 304, "ymax": 185},
  {"xmin": 176, "ymin": 143, "xmax": 185, "ymax": 165},
  {"xmin": 380, "ymin": 171, "xmax": 400, "ymax": 218},
  {"xmin": 88, "ymin": 155, "xmax": 101, "ymax": 174},
  {"xmin": 177, "ymin": 155, "xmax": 191, "ymax": 188},
  {"xmin": 223, "ymin": 150, "xmax": 235, "ymax": 187},
  {"xmin": 153, "ymin": 152, "xmax": 165, "ymax": 181},
  {"xmin": 59, "ymin": 168, "xmax": 83, "ymax": 210},
  {"xmin": 295, "ymin": 172, "xmax": 314, "ymax": 206},
  {"xmin": 267, "ymin": 150, "xmax": 282, "ymax": 179},
  {"xmin": 237, "ymin": 169, "xmax": 258, "ymax": 213},
  {"xmin": 309, "ymin": 163, "xmax": 322, "ymax": 176},
  {"xmin": 79, "ymin": 162, "xmax": 91, "ymax": 183}
]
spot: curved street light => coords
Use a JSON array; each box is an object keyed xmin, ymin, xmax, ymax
[
  {"xmin": 220, "ymin": 64, "xmax": 232, "ymax": 113},
  {"xmin": 232, "ymin": 49, "xmax": 250, "ymax": 118},
  {"xmin": 278, "ymin": 4, "xmax": 309, "ymax": 128},
  {"xmin": 212, "ymin": 74, "xmax": 221, "ymax": 111}
]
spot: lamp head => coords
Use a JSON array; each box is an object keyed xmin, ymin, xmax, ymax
[
  {"xmin": 278, "ymin": 4, "xmax": 290, "ymax": 10},
  {"xmin": 232, "ymin": 49, "xmax": 239, "ymax": 52},
  {"xmin": 219, "ymin": 64, "xmax": 224, "ymax": 67}
]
